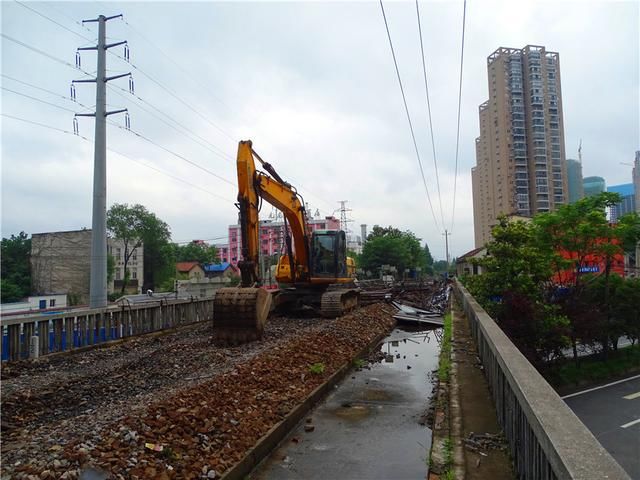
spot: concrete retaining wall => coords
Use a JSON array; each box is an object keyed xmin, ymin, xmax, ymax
[{"xmin": 454, "ymin": 279, "xmax": 629, "ymax": 480}]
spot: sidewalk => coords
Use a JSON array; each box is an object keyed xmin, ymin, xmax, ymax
[{"xmin": 430, "ymin": 301, "xmax": 513, "ymax": 479}]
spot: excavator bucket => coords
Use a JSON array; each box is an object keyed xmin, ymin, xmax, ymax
[{"xmin": 212, "ymin": 287, "xmax": 272, "ymax": 345}]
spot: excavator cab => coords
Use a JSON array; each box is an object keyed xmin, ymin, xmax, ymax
[{"xmin": 310, "ymin": 230, "xmax": 347, "ymax": 278}]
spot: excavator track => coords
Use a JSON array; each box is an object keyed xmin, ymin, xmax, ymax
[
  {"xmin": 212, "ymin": 287, "xmax": 272, "ymax": 345},
  {"xmin": 320, "ymin": 289, "xmax": 360, "ymax": 318}
]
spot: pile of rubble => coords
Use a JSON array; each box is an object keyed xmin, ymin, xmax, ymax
[{"xmin": 1, "ymin": 304, "xmax": 395, "ymax": 479}]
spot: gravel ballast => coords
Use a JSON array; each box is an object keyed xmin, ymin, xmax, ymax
[{"xmin": 1, "ymin": 303, "xmax": 394, "ymax": 479}]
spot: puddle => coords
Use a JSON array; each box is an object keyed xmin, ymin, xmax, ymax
[
  {"xmin": 254, "ymin": 323, "xmax": 443, "ymax": 480},
  {"xmin": 333, "ymin": 402, "xmax": 371, "ymax": 420},
  {"xmin": 375, "ymin": 325, "xmax": 442, "ymax": 395}
]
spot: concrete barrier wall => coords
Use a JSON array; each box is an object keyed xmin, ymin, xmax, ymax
[
  {"xmin": 454, "ymin": 279, "xmax": 630, "ymax": 480},
  {"xmin": 1, "ymin": 298, "xmax": 215, "ymax": 362}
]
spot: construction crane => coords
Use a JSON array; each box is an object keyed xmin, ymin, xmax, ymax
[{"xmin": 212, "ymin": 140, "xmax": 359, "ymax": 344}]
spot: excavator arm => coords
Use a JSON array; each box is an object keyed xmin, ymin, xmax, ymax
[
  {"xmin": 213, "ymin": 140, "xmax": 310, "ymax": 344},
  {"xmin": 236, "ymin": 140, "xmax": 311, "ymax": 284}
]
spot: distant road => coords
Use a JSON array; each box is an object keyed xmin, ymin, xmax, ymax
[{"xmin": 563, "ymin": 375, "xmax": 640, "ymax": 479}]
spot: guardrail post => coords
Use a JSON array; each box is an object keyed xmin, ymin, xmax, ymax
[
  {"xmin": 23, "ymin": 322, "xmax": 35, "ymax": 359},
  {"xmin": 96, "ymin": 311, "xmax": 104, "ymax": 343},
  {"xmin": 52, "ymin": 318, "xmax": 63, "ymax": 352},
  {"xmin": 8, "ymin": 324, "xmax": 20, "ymax": 361},
  {"xmin": 65, "ymin": 317, "xmax": 73, "ymax": 351},
  {"xmin": 37, "ymin": 320, "xmax": 49, "ymax": 356},
  {"xmin": 104, "ymin": 311, "xmax": 112, "ymax": 340},
  {"xmin": 78, "ymin": 315, "xmax": 87, "ymax": 347}
]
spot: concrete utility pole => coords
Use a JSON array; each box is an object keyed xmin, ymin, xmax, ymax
[
  {"xmin": 442, "ymin": 229, "xmax": 451, "ymax": 270},
  {"xmin": 74, "ymin": 14, "xmax": 129, "ymax": 308}
]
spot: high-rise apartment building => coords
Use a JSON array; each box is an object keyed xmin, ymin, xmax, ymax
[
  {"xmin": 583, "ymin": 176, "xmax": 605, "ymax": 197},
  {"xmin": 566, "ymin": 159, "xmax": 584, "ymax": 203},
  {"xmin": 634, "ymin": 151, "xmax": 640, "ymax": 213},
  {"xmin": 472, "ymin": 45, "xmax": 568, "ymax": 247},
  {"xmin": 607, "ymin": 183, "xmax": 635, "ymax": 222}
]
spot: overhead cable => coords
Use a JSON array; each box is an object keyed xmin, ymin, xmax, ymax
[
  {"xmin": 2, "ymin": 86, "xmax": 93, "ymax": 114},
  {"xmin": 13, "ymin": 0, "xmax": 94, "ymax": 43},
  {"xmin": 415, "ymin": 0, "xmax": 445, "ymax": 229},
  {"xmin": 1, "ymin": 113, "xmax": 235, "ymax": 203},
  {"xmin": 1, "ymin": 33, "xmax": 94, "ymax": 77},
  {"xmin": 106, "ymin": 121, "xmax": 236, "ymax": 187},
  {"xmin": 450, "ymin": 0, "xmax": 467, "ymax": 232},
  {"xmin": 379, "ymin": 0, "xmax": 440, "ymax": 231}
]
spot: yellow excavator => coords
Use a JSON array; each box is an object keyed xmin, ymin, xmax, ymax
[{"xmin": 212, "ymin": 140, "xmax": 359, "ymax": 344}]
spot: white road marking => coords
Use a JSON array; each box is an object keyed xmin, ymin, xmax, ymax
[
  {"xmin": 620, "ymin": 418, "xmax": 640, "ymax": 429},
  {"xmin": 623, "ymin": 391, "xmax": 640, "ymax": 400},
  {"xmin": 561, "ymin": 374, "xmax": 640, "ymax": 399}
]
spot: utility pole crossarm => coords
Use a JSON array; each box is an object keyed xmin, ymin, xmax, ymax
[
  {"xmin": 105, "ymin": 72, "xmax": 130, "ymax": 82},
  {"xmin": 105, "ymin": 108, "xmax": 127, "ymax": 116},
  {"xmin": 105, "ymin": 40, "xmax": 127, "ymax": 50}
]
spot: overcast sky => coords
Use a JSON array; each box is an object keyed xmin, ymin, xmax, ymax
[{"xmin": 2, "ymin": 0, "xmax": 638, "ymax": 259}]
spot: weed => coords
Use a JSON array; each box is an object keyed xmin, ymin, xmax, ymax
[
  {"xmin": 160, "ymin": 446, "xmax": 176, "ymax": 461},
  {"xmin": 438, "ymin": 312, "xmax": 453, "ymax": 382},
  {"xmin": 308, "ymin": 362, "xmax": 325, "ymax": 375},
  {"xmin": 353, "ymin": 358, "xmax": 366, "ymax": 369},
  {"xmin": 442, "ymin": 437, "xmax": 455, "ymax": 480}
]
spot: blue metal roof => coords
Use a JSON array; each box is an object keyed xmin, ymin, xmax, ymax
[
  {"xmin": 607, "ymin": 183, "xmax": 634, "ymax": 197},
  {"xmin": 204, "ymin": 262, "xmax": 232, "ymax": 272}
]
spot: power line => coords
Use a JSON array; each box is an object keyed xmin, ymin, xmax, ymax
[
  {"xmin": 1, "ymin": 33, "xmax": 94, "ymax": 77},
  {"xmin": 1, "ymin": 113, "xmax": 90, "ymax": 140},
  {"xmin": 415, "ymin": 0, "xmax": 445, "ymax": 229},
  {"xmin": 10, "ymin": 4, "xmax": 231, "ymax": 147},
  {"xmin": 107, "ymin": 83, "xmax": 234, "ymax": 163},
  {"xmin": 1, "ymin": 73, "xmax": 93, "ymax": 110},
  {"xmin": 13, "ymin": 0, "xmax": 94, "ymax": 43},
  {"xmin": 1, "ymin": 113, "xmax": 235, "ymax": 204},
  {"xmin": 106, "ymin": 48, "xmax": 235, "ymax": 143},
  {"xmin": 379, "ymin": 0, "xmax": 440, "ymax": 231},
  {"xmin": 41, "ymin": 2, "xmax": 95, "ymax": 35},
  {"xmin": 121, "ymin": 18, "xmax": 235, "ymax": 118},
  {"xmin": 2, "ymin": 86, "xmax": 92, "ymax": 114},
  {"xmin": 173, "ymin": 235, "xmax": 229, "ymax": 245},
  {"xmin": 14, "ymin": 4, "xmax": 335, "ymax": 214},
  {"xmin": 450, "ymin": 0, "xmax": 467, "ymax": 232},
  {"xmin": 105, "ymin": 120, "xmax": 235, "ymax": 187}
]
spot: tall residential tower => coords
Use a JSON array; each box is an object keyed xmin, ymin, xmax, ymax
[{"xmin": 472, "ymin": 45, "xmax": 568, "ymax": 247}]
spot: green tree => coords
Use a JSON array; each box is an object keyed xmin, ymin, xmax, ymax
[
  {"xmin": 534, "ymin": 193, "xmax": 640, "ymax": 360},
  {"xmin": 107, "ymin": 253, "xmax": 115, "ymax": 284},
  {"xmin": 463, "ymin": 216, "xmax": 568, "ymax": 365},
  {"xmin": 615, "ymin": 277, "xmax": 640, "ymax": 345},
  {"xmin": 175, "ymin": 241, "xmax": 219, "ymax": 264},
  {"xmin": 107, "ymin": 203, "xmax": 172, "ymax": 293},
  {"xmin": 424, "ymin": 244, "xmax": 434, "ymax": 275},
  {"xmin": 1, "ymin": 232, "xmax": 31, "ymax": 302},
  {"xmin": 360, "ymin": 227, "xmax": 426, "ymax": 276}
]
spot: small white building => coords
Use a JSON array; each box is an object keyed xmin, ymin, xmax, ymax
[
  {"xmin": 456, "ymin": 247, "xmax": 486, "ymax": 277},
  {"xmin": 1, "ymin": 294, "xmax": 68, "ymax": 315}
]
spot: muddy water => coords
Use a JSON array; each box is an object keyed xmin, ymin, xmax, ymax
[{"xmin": 253, "ymin": 325, "xmax": 442, "ymax": 480}]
